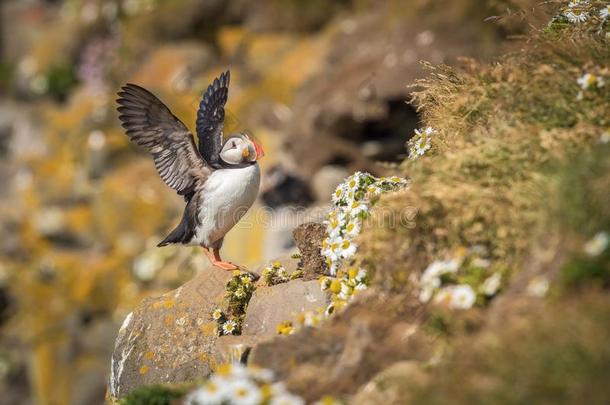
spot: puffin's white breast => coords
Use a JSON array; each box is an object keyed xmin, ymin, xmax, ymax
[{"xmin": 193, "ymin": 163, "xmax": 260, "ymax": 247}]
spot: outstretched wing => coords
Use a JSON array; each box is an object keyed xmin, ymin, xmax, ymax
[
  {"xmin": 196, "ymin": 70, "xmax": 230, "ymax": 168},
  {"xmin": 117, "ymin": 84, "xmax": 210, "ymax": 196}
]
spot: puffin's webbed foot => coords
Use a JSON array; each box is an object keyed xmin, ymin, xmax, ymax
[
  {"xmin": 202, "ymin": 247, "xmax": 239, "ymax": 270},
  {"xmin": 212, "ymin": 260, "xmax": 238, "ymax": 270}
]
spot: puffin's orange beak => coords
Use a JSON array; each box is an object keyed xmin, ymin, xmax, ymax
[{"xmin": 252, "ymin": 137, "xmax": 265, "ymax": 159}]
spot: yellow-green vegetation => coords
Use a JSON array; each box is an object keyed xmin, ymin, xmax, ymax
[
  {"xmin": 261, "ymin": 261, "xmax": 303, "ymax": 286},
  {"xmin": 211, "ymin": 272, "xmax": 256, "ymax": 336},
  {"xmin": 360, "ymin": 1, "xmax": 609, "ymax": 287},
  {"xmin": 118, "ymin": 384, "xmax": 186, "ymax": 405},
  {"xmin": 412, "ymin": 292, "xmax": 610, "ymax": 404},
  {"xmin": 353, "ymin": 1, "xmax": 610, "ymax": 401}
]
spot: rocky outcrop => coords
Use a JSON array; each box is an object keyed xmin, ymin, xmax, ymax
[
  {"xmin": 243, "ymin": 279, "xmax": 329, "ymax": 336},
  {"xmin": 109, "ymin": 265, "xmax": 233, "ymax": 399},
  {"xmin": 109, "ymin": 237, "xmax": 333, "ymax": 400},
  {"xmin": 249, "ymin": 291, "xmax": 432, "ymax": 402},
  {"xmin": 293, "ymin": 222, "xmax": 328, "ymax": 279}
]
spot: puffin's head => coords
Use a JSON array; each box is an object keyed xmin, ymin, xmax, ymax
[{"xmin": 219, "ymin": 133, "xmax": 264, "ymax": 165}]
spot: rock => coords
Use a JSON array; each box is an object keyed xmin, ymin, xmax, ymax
[
  {"xmin": 293, "ymin": 222, "xmax": 327, "ymax": 279},
  {"xmin": 249, "ymin": 291, "xmax": 432, "ymax": 402},
  {"xmin": 242, "ymin": 279, "xmax": 330, "ymax": 336},
  {"xmin": 351, "ymin": 361, "xmax": 429, "ymax": 405},
  {"xmin": 311, "ymin": 165, "xmax": 349, "ymax": 202},
  {"xmin": 108, "ymin": 265, "xmax": 234, "ymax": 400}
]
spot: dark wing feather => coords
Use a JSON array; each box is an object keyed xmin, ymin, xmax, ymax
[
  {"xmin": 117, "ymin": 84, "xmax": 210, "ymax": 196},
  {"xmin": 196, "ymin": 70, "xmax": 230, "ymax": 168}
]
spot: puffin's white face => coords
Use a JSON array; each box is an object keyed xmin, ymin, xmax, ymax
[{"xmin": 219, "ymin": 134, "xmax": 264, "ymax": 165}]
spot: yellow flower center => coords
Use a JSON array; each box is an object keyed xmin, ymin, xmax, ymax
[
  {"xmin": 342, "ymin": 240, "xmax": 351, "ymax": 249},
  {"xmin": 329, "ymin": 279, "xmax": 342, "ymax": 293},
  {"xmin": 348, "ymin": 268, "xmax": 358, "ymax": 279}
]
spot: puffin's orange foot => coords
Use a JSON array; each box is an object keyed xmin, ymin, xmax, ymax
[{"xmin": 212, "ymin": 260, "xmax": 238, "ymax": 270}]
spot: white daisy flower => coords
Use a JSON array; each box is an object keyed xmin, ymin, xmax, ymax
[
  {"xmin": 527, "ymin": 276, "xmax": 550, "ymax": 298},
  {"xmin": 584, "ymin": 231, "xmax": 609, "ymax": 257},
  {"xmin": 411, "ymin": 134, "xmax": 431, "ymax": 157},
  {"xmin": 212, "ymin": 308, "xmax": 223, "ymax": 320},
  {"xmin": 601, "ymin": 6, "xmax": 610, "ymax": 20},
  {"xmin": 339, "ymin": 238, "xmax": 358, "ymax": 259},
  {"xmin": 355, "ymin": 268, "xmax": 367, "ymax": 282},
  {"xmin": 324, "ymin": 212, "xmax": 347, "ymax": 237},
  {"xmin": 448, "ymin": 284, "xmax": 477, "ymax": 309},
  {"xmin": 579, "ymin": 73, "xmax": 605, "ymax": 90},
  {"xmin": 338, "ymin": 283, "xmax": 352, "ymax": 300},
  {"xmin": 331, "ymin": 185, "xmax": 346, "ymax": 204},
  {"xmin": 366, "ymin": 184, "xmax": 383, "ymax": 197},
  {"xmin": 345, "ymin": 176, "xmax": 360, "ymax": 192},
  {"xmin": 564, "ymin": 11, "xmax": 588, "ymax": 23},
  {"xmin": 419, "ymin": 276, "xmax": 441, "ymax": 303},
  {"xmin": 434, "ymin": 285, "xmax": 476, "ymax": 309},
  {"xmin": 324, "ymin": 237, "xmax": 344, "ymax": 261},
  {"xmin": 599, "ymin": 131, "xmax": 610, "ymax": 144},
  {"xmin": 222, "ymin": 320, "xmax": 237, "ymax": 335},
  {"xmin": 481, "ymin": 273, "xmax": 502, "ymax": 296},
  {"xmin": 344, "ymin": 220, "xmax": 361, "ymax": 238},
  {"xmin": 227, "ymin": 378, "xmax": 262, "ymax": 405},
  {"xmin": 421, "ymin": 259, "xmax": 460, "ymax": 284},
  {"xmin": 348, "ymin": 200, "xmax": 368, "ymax": 216},
  {"xmin": 423, "ymin": 126, "xmax": 436, "ymax": 136},
  {"xmin": 185, "ymin": 383, "xmax": 228, "ymax": 405}
]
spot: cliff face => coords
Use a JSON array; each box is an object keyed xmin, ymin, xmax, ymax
[
  {"xmin": 1, "ymin": 0, "xmax": 608, "ymax": 404},
  {"xmin": 111, "ymin": 2, "xmax": 610, "ymax": 403}
]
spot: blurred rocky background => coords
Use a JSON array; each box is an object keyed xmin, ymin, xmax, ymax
[{"xmin": 0, "ymin": 0, "xmax": 542, "ymax": 404}]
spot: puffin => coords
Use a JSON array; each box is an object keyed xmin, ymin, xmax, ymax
[{"xmin": 116, "ymin": 71, "xmax": 264, "ymax": 270}]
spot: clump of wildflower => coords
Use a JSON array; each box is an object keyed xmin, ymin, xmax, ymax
[
  {"xmin": 211, "ymin": 272, "xmax": 256, "ymax": 336},
  {"xmin": 408, "ymin": 126, "xmax": 436, "ymax": 158},
  {"xmin": 227, "ymin": 271, "xmax": 255, "ymax": 314},
  {"xmin": 583, "ymin": 231, "xmax": 609, "ymax": 257},
  {"xmin": 262, "ymin": 261, "xmax": 303, "ymax": 286},
  {"xmin": 322, "ymin": 172, "xmax": 408, "ymax": 275},
  {"xmin": 418, "ymin": 247, "xmax": 504, "ymax": 309},
  {"xmin": 185, "ymin": 363, "xmax": 304, "ymax": 405},
  {"xmin": 322, "ymin": 267, "xmax": 369, "ymax": 316}
]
